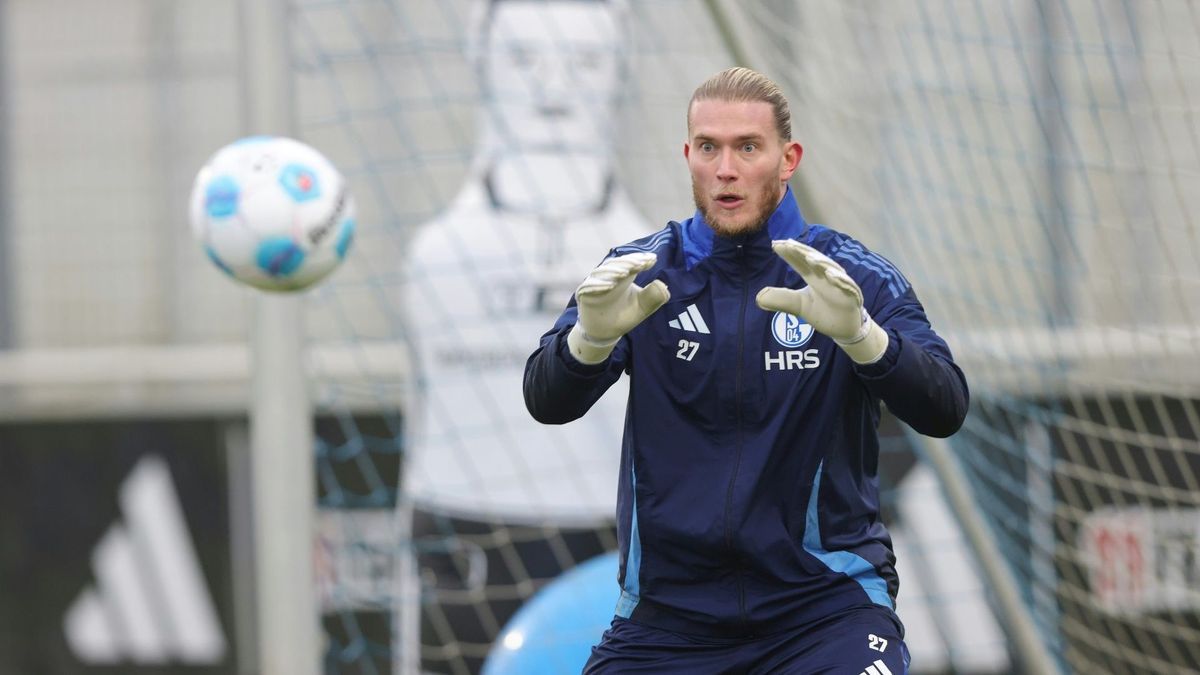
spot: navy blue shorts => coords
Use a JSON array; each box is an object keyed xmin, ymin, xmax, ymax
[{"xmin": 583, "ymin": 606, "xmax": 909, "ymax": 675}]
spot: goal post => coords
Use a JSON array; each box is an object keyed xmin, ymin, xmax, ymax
[{"xmin": 240, "ymin": 0, "xmax": 320, "ymax": 673}]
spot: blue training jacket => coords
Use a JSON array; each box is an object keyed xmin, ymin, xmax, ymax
[{"xmin": 523, "ymin": 187, "xmax": 969, "ymax": 638}]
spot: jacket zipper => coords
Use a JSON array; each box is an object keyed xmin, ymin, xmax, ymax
[{"xmin": 722, "ymin": 243, "xmax": 751, "ymax": 631}]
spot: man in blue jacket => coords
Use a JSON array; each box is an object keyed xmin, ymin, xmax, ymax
[{"xmin": 523, "ymin": 67, "xmax": 968, "ymax": 674}]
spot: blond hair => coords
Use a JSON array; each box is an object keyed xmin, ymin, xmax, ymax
[{"xmin": 688, "ymin": 67, "xmax": 792, "ymax": 141}]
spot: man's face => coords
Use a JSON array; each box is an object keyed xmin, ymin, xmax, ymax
[
  {"xmin": 685, "ymin": 99, "xmax": 801, "ymax": 237},
  {"xmin": 481, "ymin": 1, "xmax": 623, "ymax": 150}
]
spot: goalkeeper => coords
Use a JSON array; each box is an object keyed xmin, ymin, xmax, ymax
[{"xmin": 524, "ymin": 67, "xmax": 968, "ymax": 673}]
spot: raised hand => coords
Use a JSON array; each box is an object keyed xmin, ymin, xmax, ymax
[
  {"xmin": 756, "ymin": 240, "xmax": 888, "ymax": 364},
  {"xmin": 567, "ymin": 252, "xmax": 671, "ymax": 364}
]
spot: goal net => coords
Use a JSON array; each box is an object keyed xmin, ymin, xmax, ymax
[
  {"xmin": 726, "ymin": 2, "xmax": 1200, "ymax": 673},
  {"xmin": 289, "ymin": 1, "xmax": 1200, "ymax": 674}
]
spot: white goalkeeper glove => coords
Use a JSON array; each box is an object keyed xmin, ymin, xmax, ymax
[
  {"xmin": 566, "ymin": 252, "xmax": 671, "ymax": 364},
  {"xmin": 756, "ymin": 240, "xmax": 889, "ymax": 364}
]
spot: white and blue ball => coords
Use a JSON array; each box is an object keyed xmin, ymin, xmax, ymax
[{"xmin": 189, "ymin": 136, "xmax": 356, "ymax": 292}]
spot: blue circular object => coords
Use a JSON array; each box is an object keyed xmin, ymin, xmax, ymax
[
  {"xmin": 482, "ymin": 551, "xmax": 620, "ymax": 675},
  {"xmin": 204, "ymin": 175, "xmax": 240, "ymax": 218},
  {"xmin": 256, "ymin": 237, "xmax": 305, "ymax": 277},
  {"xmin": 770, "ymin": 311, "xmax": 815, "ymax": 348}
]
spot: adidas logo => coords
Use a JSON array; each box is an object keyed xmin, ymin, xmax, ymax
[
  {"xmin": 858, "ymin": 659, "xmax": 894, "ymax": 675},
  {"xmin": 667, "ymin": 304, "xmax": 710, "ymax": 334},
  {"xmin": 62, "ymin": 455, "xmax": 227, "ymax": 665}
]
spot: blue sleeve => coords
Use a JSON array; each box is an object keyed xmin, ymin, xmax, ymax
[
  {"xmin": 854, "ymin": 290, "xmax": 969, "ymax": 438},
  {"xmin": 821, "ymin": 234, "xmax": 968, "ymax": 436},
  {"xmin": 523, "ymin": 300, "xmax": 630, "ymax": 425}
]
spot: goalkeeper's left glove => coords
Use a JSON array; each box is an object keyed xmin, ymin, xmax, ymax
[{"xmin": 755, "ymin": 240, "xmax": 889, "ymax": 364}]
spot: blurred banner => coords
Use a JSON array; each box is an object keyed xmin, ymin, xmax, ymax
[{"xmin": 0, "ymin": 420, "xmax": 236, "ymax": 674}]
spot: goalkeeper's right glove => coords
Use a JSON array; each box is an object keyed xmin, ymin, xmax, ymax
[{"xmin": 566, "ymin": 252, "xmax": 671, "ymax": 364}]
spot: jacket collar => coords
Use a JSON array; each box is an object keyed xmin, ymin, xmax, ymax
[{"xmin": 680, "ymin": 185, "xmax": 808, "ymax": 270}]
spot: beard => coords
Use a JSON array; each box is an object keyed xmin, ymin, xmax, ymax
[{"xmin": 692, "ymin": 180, "xmax": 782, "ymax": 238}]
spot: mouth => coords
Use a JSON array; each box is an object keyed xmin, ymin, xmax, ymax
[
  {"xmin": 714, "ymin": 193, "xmax": 745, "ymax": 209},
  {"xmin": 537, "ymin": 104, "xmax": 571, "ymax": 118}
]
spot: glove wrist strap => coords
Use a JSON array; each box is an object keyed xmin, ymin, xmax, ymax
[
  {"xmin": 834, "ymin": 309, "xmax": 889, "ymax": 364},
  {"xmin": 567, "ymin": 323, "xmax": 618, "ymax": 365}
]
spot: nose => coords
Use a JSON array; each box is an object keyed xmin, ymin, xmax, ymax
[
  {"xmin": 715, "ymin": 148, "xmax": 737, "ymax": 181},
  {"xmin": 537, "ymin": 56, "xmax": 571, "ymax": 104}
]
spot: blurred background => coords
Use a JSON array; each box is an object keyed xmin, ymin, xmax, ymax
[{"xmin": 0, "ymin": 1, "xmax": 1197, "ymax": 674}]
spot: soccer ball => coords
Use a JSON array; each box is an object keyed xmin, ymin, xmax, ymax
[{"xmin": 189, "ymin": 136, "xmax": 356, "ymax": 292}]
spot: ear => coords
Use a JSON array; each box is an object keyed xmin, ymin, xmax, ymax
[
  {"xmin": 683, "ymin": 142, "xmax": 691, "ymax": 161},
  {"xmin": 780, "ymin": 141, "xmax": 803, "ymax": 180}
]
